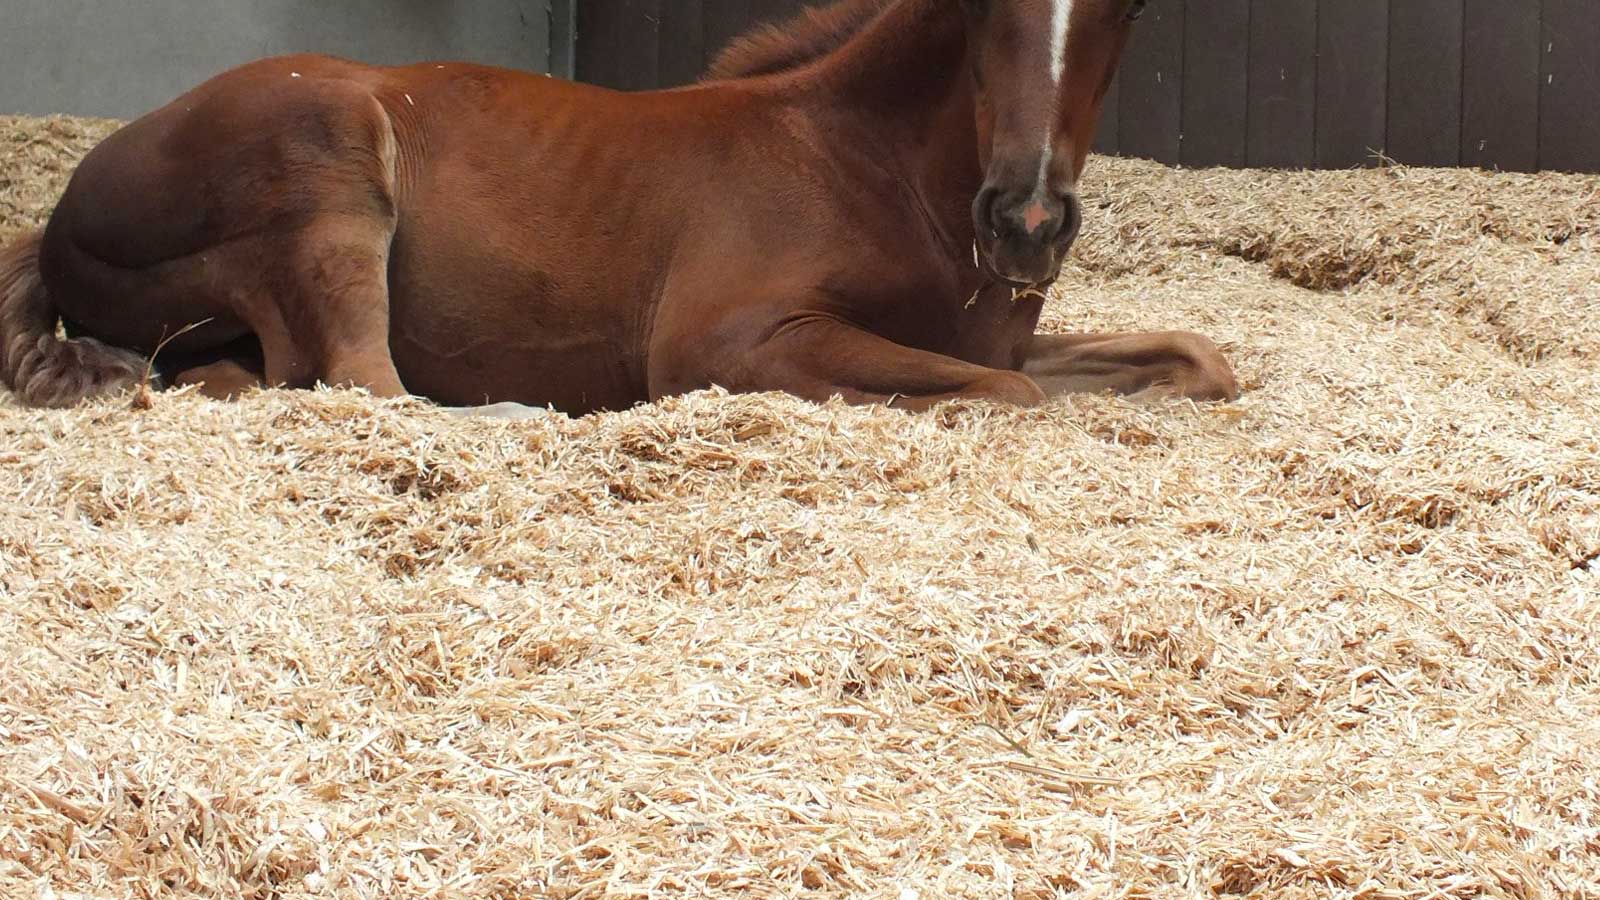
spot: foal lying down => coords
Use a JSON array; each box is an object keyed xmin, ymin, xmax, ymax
[{"xmin": 0, "ymin": 0, "xmax": 1235, "ymax": 415}]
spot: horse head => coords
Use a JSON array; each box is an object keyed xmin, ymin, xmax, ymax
[{"xmin": 963, "ymin": 0, "xmax": 1145, "ymax": 285}]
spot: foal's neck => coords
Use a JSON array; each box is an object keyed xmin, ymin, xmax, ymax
[
  {"xmin": 809, "ymin": 0, "xmax": 981, "ymax": 254},
  {"xmin": 812, "ymin": 0, "xmax": 969, "ymax": 111}
]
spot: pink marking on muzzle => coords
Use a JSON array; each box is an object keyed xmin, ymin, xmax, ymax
[{"xmin": 1022, "ymin": 200, "xmax": 1051, "ymax": 235}]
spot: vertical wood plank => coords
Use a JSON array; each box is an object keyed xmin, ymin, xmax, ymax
[
  {"xmin": 576, "ymin": 0, "xmax": 662, "ymax": 90},
  {"xmin": 1460, "ymin": 0, "xmax": 1540, "ymax": 171},
  {"xmin": 1180, "ymin": 0, "xmax": 1250, "ymax": 167},
  {"xmin": 1315, "ymin": 0, "xmax": 1389, "ymax": 168},
  {"xmin": 1118, "ymin": 1, "xmax": 1185, "ymax": 163},
  {"xmin": 656, "ymin": 0, "xmax": 706, "ymax": 85},
  {"xmin": 1246, "ymin": 0, "xmax": 1317, "ymax": 168},
  {"xmin": 695, "ymin": 0, "xmax": 741, "ymax": 72},
  {"xmin": 1386, "ymin": 0, "xmax": 1463, "ymax": 166},
  {"xmin": 1093, "ymin": 73, "xmax": 1121, "ymax": 156},
  {"xmin": 1539, "ymin": 0, "xmax": 1600, "ymax": 172}
]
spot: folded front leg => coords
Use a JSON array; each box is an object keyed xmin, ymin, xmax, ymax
[
  {"xmin": 707, "ymin": 315, "xmax": 1047, "ymax": 411},
  {"xmin": 1018, "ymin": 332, "xmax": 1239, "ymax": 401}
]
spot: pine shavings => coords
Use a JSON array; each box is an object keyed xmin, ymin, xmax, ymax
[{"xmin": 2, "ymin": 112, "xmax": 1599, "ymax": 900}]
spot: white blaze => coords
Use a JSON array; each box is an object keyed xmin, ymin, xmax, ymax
[
  {"xmin": 1049, "ymin": 0, "xmax": 1074, "ymax": 86},
  {"xmin": 1038, "ymin": 0, "xmax": 1075, "ymax": 194}
]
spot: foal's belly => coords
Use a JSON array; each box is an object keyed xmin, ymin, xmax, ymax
[
  {"xmin": 388, "ymin": 318, "xmax": 642, "ymax": 415},
  {"xmin": 384, "ymin": 239, "xmax": 649, "ymax": 415}
]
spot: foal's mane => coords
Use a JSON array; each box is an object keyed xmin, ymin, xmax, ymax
[{"xmin": 704, "ymin": 0, "xmax": 898, "ymax": 80}]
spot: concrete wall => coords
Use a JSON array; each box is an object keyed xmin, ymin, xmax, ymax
[{"xmin": 0, "ymin": 0, "xmax": 573, "ymax": 119}]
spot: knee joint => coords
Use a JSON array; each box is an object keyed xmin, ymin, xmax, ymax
[
  {"xmin": 1171, "ymin": 334, "xmax": 1238, "ymax": 402},
  {"xmin": 973, "ymin": 370, "xmax": 1046, "ymax": 407}
]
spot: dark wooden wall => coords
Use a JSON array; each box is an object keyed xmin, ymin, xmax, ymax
[
  {"xmin": 576, "ymin": 0, "xmax": 1600, "ymax": 173},
  {"xmin": 577, "ymin": 0, "xmax": 793, "ymax": 91},
  {"xmin": 1108, "ymin": 0, "xmax": 1600, "ymax": 173}
]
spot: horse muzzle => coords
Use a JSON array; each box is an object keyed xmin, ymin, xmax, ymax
[{"xmin": 972, "ymin": 184, "xmax": 1083, "ymax": 286}]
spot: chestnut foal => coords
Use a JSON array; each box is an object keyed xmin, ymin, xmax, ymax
[{"xmin": 0, "ymin": 0, "xmax": 1235, "ymax": 413}]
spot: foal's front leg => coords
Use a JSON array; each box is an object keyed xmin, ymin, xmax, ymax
[
  {"xmin": 1018, "ymin": 332, "xmax": 1239, "ymax": 402},
  {"xmin": 716, "ymin": 315, "xmax": 1047, "ymax": 411}
]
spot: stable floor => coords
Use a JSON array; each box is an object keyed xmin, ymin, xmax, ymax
[{"xmin": 3, "ymin": 115, "xmax": 1598, "ymax": 899}]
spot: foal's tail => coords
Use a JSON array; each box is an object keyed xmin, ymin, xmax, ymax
[{"xmin": 0, "ymin": 229, "xmax": 148, "ymax": 408}]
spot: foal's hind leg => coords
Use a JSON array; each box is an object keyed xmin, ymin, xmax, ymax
[
  {"xmin": 155, "ymin": 335, "xmax": 267, "ymax": 399},
  {"xmin": 1019, "ymin": 332, "xmax": 1238, "ymax": 401},
  {"xmin": 172, "ymin": 358, "xmax": 266, "ymax": 399},
  {"xmin": 245, "ymin": 215, "xmax": 406, "ymax": 398}
]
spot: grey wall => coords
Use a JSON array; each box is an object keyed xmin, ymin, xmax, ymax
[{"xmin": 0, "ymin": 0, "xmax": 574, "ymax": 118}]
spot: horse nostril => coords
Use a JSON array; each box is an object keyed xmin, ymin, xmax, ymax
[
  {"xmin": 1059, "ymin": 192, "xmax": 1083, "ymax": 246},
  {"xmin": 972, "ymin": 186, "xmax": 1003, "ymax": 239}
]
